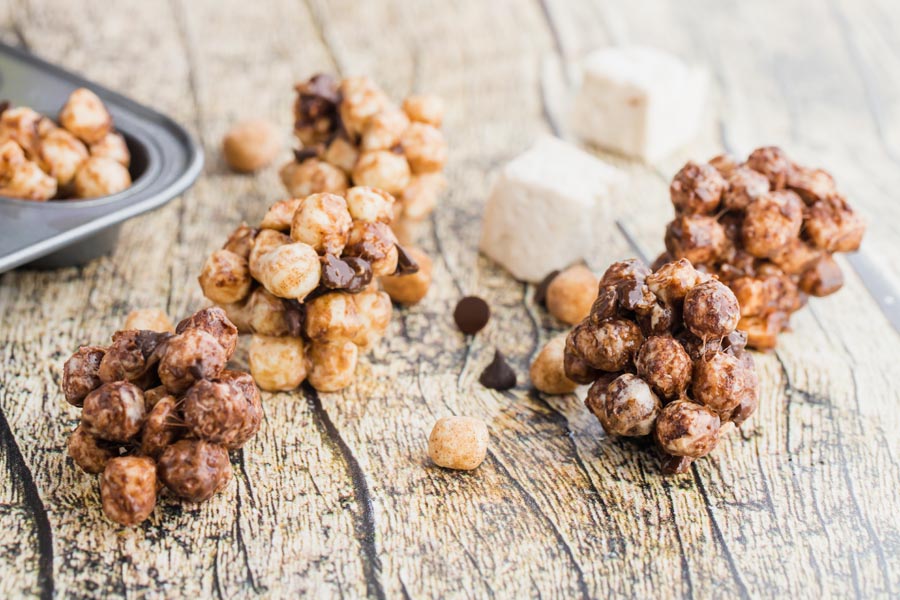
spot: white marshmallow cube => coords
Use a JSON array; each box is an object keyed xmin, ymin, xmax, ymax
[
  {"xmin": 570, "ymin": 46, "xmax": 708, "ymax": 162},
  {"xmin": 479, "ymin": 136, "xmax": 625, "ymax": 283}
]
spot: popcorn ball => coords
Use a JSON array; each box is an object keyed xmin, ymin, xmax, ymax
[
  {"xmin": 659, "ymin": 147, "xmax": 865, "ymax": 349},
  {"xmin": 199, "ymin": 188, "xmax": 428, "ymax": 393},
  {"xmin": 564, "ymin": 258, "xmax": 759, "ymax": 474},
  {"xmin": 0, "ymin": 89, "xmax": 132, "ymax": 201},
  {"xmin": 60, "ymin": 307, "xmax": 261, "ymax": 526},
  {"xmin": 283, "ymin": 73, "xmax": 448, "ymax": 226}
]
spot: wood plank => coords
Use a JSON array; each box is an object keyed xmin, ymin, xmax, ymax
[{"xmin": 0, "ymin": 0, "xmax": 897, "ymax": 597}]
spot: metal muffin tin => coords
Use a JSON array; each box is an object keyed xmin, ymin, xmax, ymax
[{"xmin": 0, "ymin": 43, "xmax": 203, "ymax": 272}]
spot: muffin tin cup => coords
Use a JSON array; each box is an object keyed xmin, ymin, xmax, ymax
[{"xmin": 0, "ymin": 43, "xmax": 203, "ymax": 273}]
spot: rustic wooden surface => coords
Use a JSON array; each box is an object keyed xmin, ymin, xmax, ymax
[{"xmin": 1, "ymin": 0, "xmax": 899, "ymax": 597}]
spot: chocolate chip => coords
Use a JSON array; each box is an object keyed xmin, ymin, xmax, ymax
[
  {"xmin": 0, "ymin": 100, "xmax": 9, "ymax": 115},
  {"xmin": 479, "ymin": 350, "xmax": 517, "ymax": 391},
  {"xmin": 534, "ymin": 270, "xmax": 560, "ymax": 306},
  {"xmin": 394, "ymin": 244, "xmax": 420, "ymax": 276},
  {"xmin": 320, "ymin": 254, "xmax": 373, "ymax": 293},
  {"xmin": 454, "ymin": 296, "xmax": 490, "ymax": 335}
]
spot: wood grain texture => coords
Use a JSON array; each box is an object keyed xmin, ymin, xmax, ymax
[{"xmin": 0, "ymin": 0, "xmax": 898, "ymax": 598}]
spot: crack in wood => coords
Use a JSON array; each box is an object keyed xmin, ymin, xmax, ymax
[{"xmin": 303, "ymin": 385, "xmax": 385, "ymax": 600}]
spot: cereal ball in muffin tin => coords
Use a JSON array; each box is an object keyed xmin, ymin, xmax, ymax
[
  {"xmin": 662, "ymin": 147, "xmax": 865, "ymax": 349},
  {"xmin": 563, "ymin": 258, "xmax": 758, "ymax": 473}
]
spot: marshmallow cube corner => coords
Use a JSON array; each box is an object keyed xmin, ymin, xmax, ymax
[
  {"xmin": 479, "ymin": 136, "xmax": 624, "ymax": 283},
  {"xmin": 570, "ymin": 46, "xmax": 708, "ymax": 162}
]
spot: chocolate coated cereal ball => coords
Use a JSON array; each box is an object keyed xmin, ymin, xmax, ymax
[
  {"xmin": 290, "ymin": 192, "xmax": 353, "ymax": 255},
  {"xmin": 82, "ymin": 381, "xmax": 146, "ymax": 442},
  {"xmin": 261, "ymin": 198, "xmax": 303, "ymax": 232},
  {"xmin": 307, "ymin": 340, "xmax": 359, "ymax": 392},
  {"xmin": 183, "ymin": 379, "xmax": 256, "ymax": 449},
  {"xmin": 691, "ymin": 352, "xmax": 750, "ymax": 416},
  {"xmin": 157, "ymin": 440, "xmax": 232, "ymax": 503},
  {"xmin": 741, "ymin": 191, "xmax": 803, "ymax": 258},
  {"xmin": 345, "ymin": 186, "xmax": 396, "ymax": 224},
  {"xmin": 98, "ymin": 329, "xmax": 169, "ymax": 385},
  {"xmin": 567, "ymin": 318, "xmax": 643, "ymax": 372},
  {"xmin": 665, "ymin": 214, "xmax": 726, "ymax": 266},
  {"xmin": 62, "ymin": 345, "xmax": 106, "ymax": 406},
  {"xmin": 645, "ymin": 258, "xmax": 706, "ymax": 305},
  {"xmin": 304, "ymin": 292, "xmax": 362, "ymax": 342},
  {"xmin": 799, "ymin": 254, "xmax": 844, "ymax": 297},
  {"xmin": 280, "ymin": 158, "xmax": 349, "ymax": 198},
  {"xmin": 248, "ymin": 229, "xmax": 291, "ymax": 281},
  {"xmin": 222, "ymin": 223, "xmax": 257, "ymax": 260},
  {"xmin": 257, "ymin": 242, "xmax": 322, "ymax": 300},
  {"xmin": 360, "ymin": 108, "xmax": 409, "ymax": 151},
  {"xmin": 745, "ymin": 146, "xmax": 793, "ymax": 189},
  {"xmin": 351, "ymin": 290, "xmax": 393, "ymax": 350},
  {"xmin": 248, "ymin": 334, "xmax": 308, "ymax": 392},
  {"xmin": 669, "ymin": 161, "xmax": 726, "ymax": 215},
  {"xmin": 636, "ymin": 336, "xmax": 692, "ymax": 401},
  {"xmin": 351, "ymin": 150, "xmax": 411, "ymax": 195},
  {"xmin": 68, "ymin": 423, "xmax": 117, "ymax": 474},
  {"xmin": 400, "ymin": 122, "xmax": 448, "ymax": 174},
  {"xmin": 722, "ymin": 166, "xmax": 770, "ymax": 212},
  {"xmin": 158, "ymin": 329, "xmax": 227, "ymax": 394},
  {"xmin": 101, "ymin": 456, "xmax": 157, "ymax": 526},
  {"xmin": 654, "ymin": 401, "xmax": 721, "ymax": 459},
  {"xmin": 683, "ymin": 280, "xmax": 740, "ymax": 339},
  {"xmin": 198, "ymin": 249, "xmax": 253, "ymax": 305},
  {"xmin": 804, "ymin": 194, "xmax": 865, "ymax": 253},
  {"xmin": 139, "ymin": 395, "xmax": 181, "ymax": 459},
  {"xmin": 175, "ymin": 306, "xmax": 239, "ymax": 359},
  {"xmin": 602, "ymin": 374, "xmax": 662, "ymax": 437}
]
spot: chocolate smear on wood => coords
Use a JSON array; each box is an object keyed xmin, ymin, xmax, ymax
[
  {"xmin": 479, "ymin": 350, "xmax": 517, "ymax": 391},
  {"xmin": 454, "ymin": 296, "xmax": 490, "ymax": 334}
]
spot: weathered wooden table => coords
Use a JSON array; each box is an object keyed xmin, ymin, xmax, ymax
[{"xmin": 1, "ymin": 0, "xmax": 899, "ymax": 597}]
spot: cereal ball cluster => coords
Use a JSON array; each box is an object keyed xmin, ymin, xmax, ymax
[
  {"xmin": 659, "ymin": 147, "xmax": 865, "ymax": 349},
  {"xmin": 199, "ymin": 189, "xmax": 428, "ymax": 393},
  {"xmin": 281, "ymin": 74, "xmax": 447, "ymax": 227},
  {"xmin": 0, "ymin": 89, "xmax": 132, "ymax": 201},
  {"xmin": 61, "ymin": 307, "xmax": 261, "ymax": 526},
  {"xmin": 561, "ymin": 258, "xmax": 759, "ymax": 474}
]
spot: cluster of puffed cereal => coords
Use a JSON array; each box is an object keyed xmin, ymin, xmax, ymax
[
  {"xmin": 0, "ymin": 88, "xmax": 132, "ymax": 201},
  {"xmin": 199, "ymin": 188, "xmax": 430, "ymax": 393},
  {"xmin": 61, "ymin": 307, "xmax": 260, "ymax": 526},
  {"xmin": 559, "ymin": 259, "xmax": 758, "ymax": 474},
  {"xmin": 280, "ymin": 74, "xmax": 447, "ymax": 227},
  {"xmin": 659, "ymin": 147, "xmax": 865, "ymax": 349}
]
